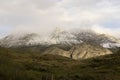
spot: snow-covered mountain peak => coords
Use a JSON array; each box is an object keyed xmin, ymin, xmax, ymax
[
  {"xmin": 0, "ymin": 33, "xmax": 41, "ymax": 47},
  {"xmin": 50, "ymin": 28, "xmax": 81, "ymax": 45},
  {"xmin": 0, "ymin": 28, "xmax": 120, "ymax": 48}
]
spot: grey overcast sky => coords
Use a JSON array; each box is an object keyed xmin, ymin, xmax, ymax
[{"xmin": 0, "ymin": 0, "xmax": 120, "ymax": 37}]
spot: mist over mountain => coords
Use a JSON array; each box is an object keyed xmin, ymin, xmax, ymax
[
  {"xmin": 0, "ymin": 28, "xmax": 119, "ymax": 60},
  {"xmin": 0, "ymin": 0, "xmax": 120, "ymax": 80},
  {"xmin": 0, "ymin": 28, "xmax": 119, "ymax": 48}
]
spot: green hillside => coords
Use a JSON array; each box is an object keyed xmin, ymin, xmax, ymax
[{"xmin": 0, "ymin": 47, "xmax": 120, "ymax": 80}]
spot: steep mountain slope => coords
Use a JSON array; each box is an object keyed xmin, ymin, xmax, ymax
[
  {"xmin": 69, "ymin": 43, "xmax": 112, "ymax": 59},
  {"xmin": 50, "ymin": 28, "xmax": 81, "ymax": 45},
  {"xmin": 0, "ymin": 28, "xmax": 81, "ymax": 47},
  {"xmin": 0, "ymin": 28, "xmax": 119, "ymax": 60},
  {"xmin": 43, "ymin": 43, "xmax": 112, "ymax": 60},
  {"xmin": 0, "ymin": 29, "xmax": 119, "ymax": 48},
  {"xmin": 0, "ymin": 33, "xmax": 42, "ymax": 47},
  {"xmin": 72, "ymin": 30, "xmax": 120, "ymax": 48},
  {"xmin": 43, "ymin": 46, "xmax": 70, "ymax": 58}
]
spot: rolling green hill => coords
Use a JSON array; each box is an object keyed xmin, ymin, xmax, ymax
[{"xmin": 0, "ymin": 47, "xmax": 120, "ymax": 80}]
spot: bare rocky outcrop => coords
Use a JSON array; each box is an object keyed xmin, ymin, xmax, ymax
[
  {"xmin": 43, "ymin": 43, "xmax": 112, "ymax": 60},
  {"xmin": 43, "ymin": 47, "xmax": 70, "ymax": 58},
  {"xmin": 69, "ymin": 43, "xmax": 112, "ymax": 60}
]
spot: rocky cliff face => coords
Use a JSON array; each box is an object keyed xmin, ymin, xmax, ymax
[
  {"xmin": 69, "ymin": 43, "xmax": 112, "ymax": 59},
  {"xmin": 43, "ymin": 47, "xmax": 70, "ymax": 58},
  {"xmin": 43, "ymin": 43, "xmax": 112, "ymax": 60}
]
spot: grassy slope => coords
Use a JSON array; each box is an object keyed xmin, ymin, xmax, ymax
[{"xmin": 0, "ymin": 47, "xmax": 120, "ymax": 80}]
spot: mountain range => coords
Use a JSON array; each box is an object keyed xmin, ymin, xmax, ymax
[{"xmin": 0, "ymin": 28, "xmax": 120, "ymax": 60}]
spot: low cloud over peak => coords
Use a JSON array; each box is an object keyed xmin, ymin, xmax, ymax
[{"xmin": 0, "ymin": 0, "xmax": 120, "ymax": 37}]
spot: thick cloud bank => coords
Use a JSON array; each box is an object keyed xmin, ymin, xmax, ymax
[{"xmin": 0, "ymin": 0, "xmax": 120, "ymax": 37}]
